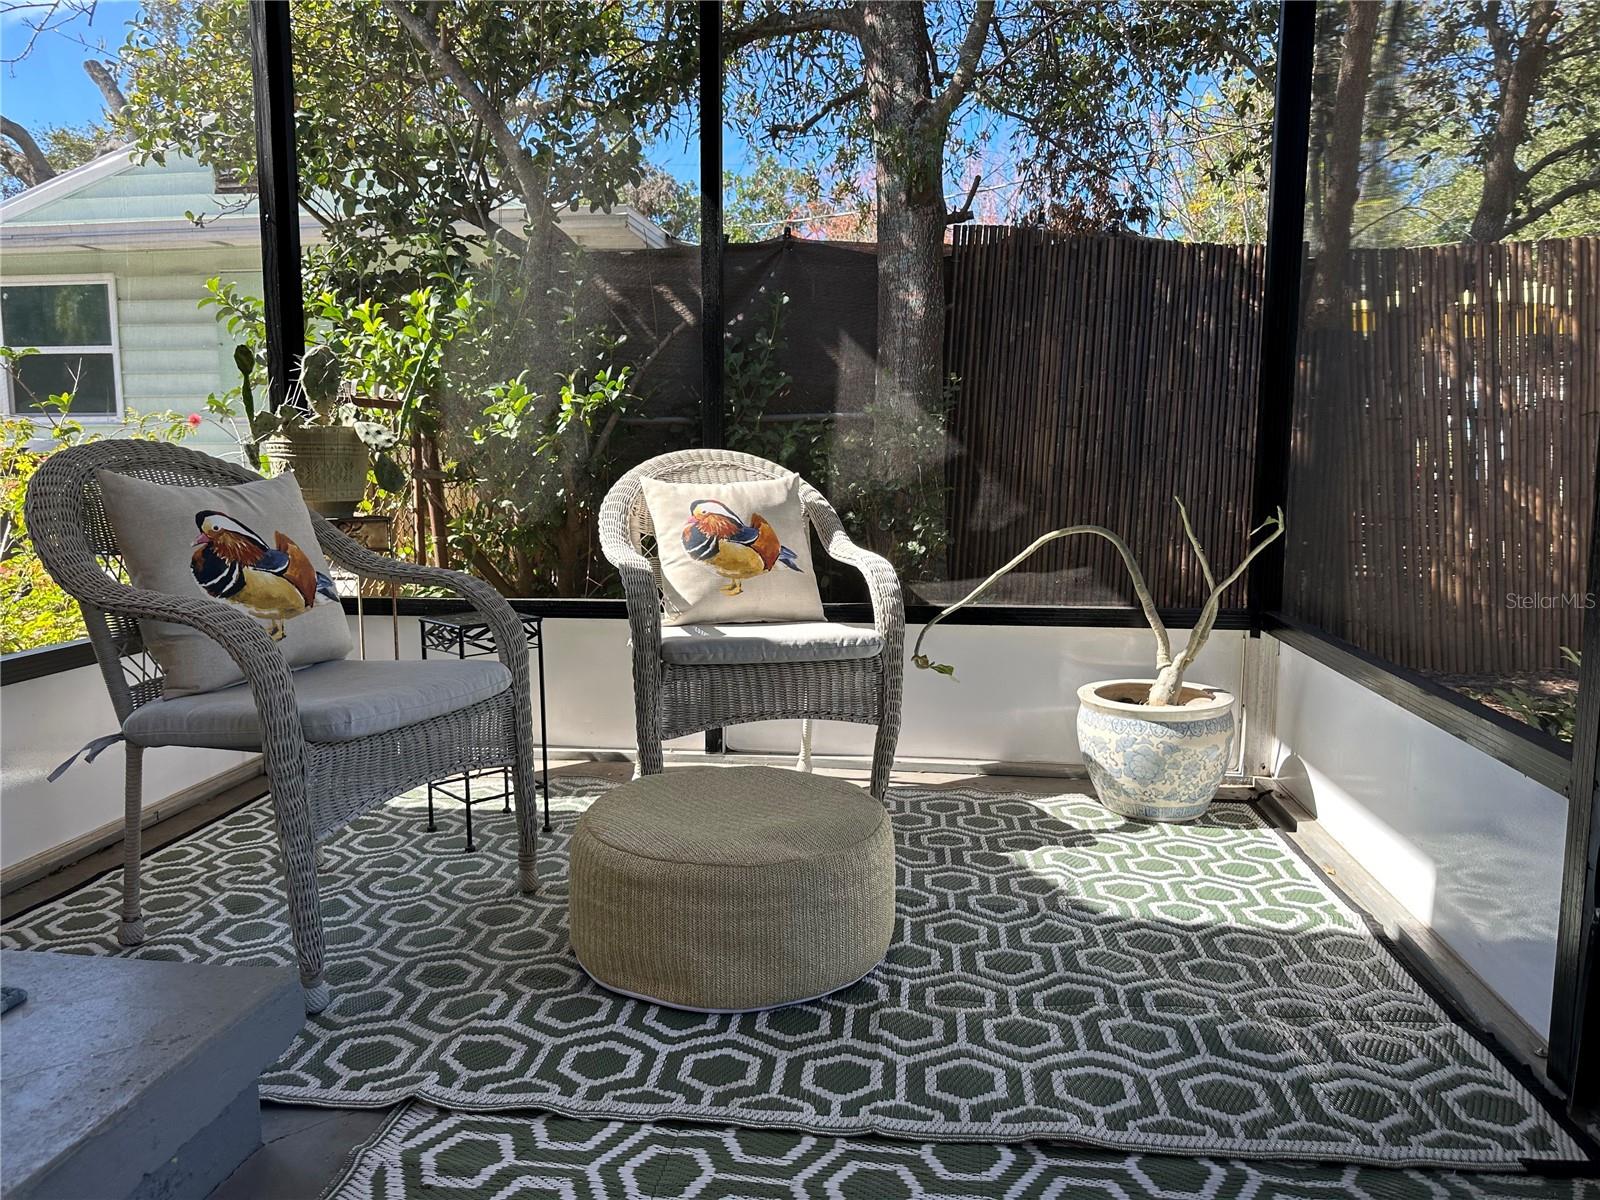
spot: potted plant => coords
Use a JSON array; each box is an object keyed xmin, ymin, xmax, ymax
[
  {"xmin": 912, "ymin": 499, "xmax": 1284, "ymax": 822},
  {"xmin": 255, "ymin": 343, "xmax": 375, "ymax": 518}
]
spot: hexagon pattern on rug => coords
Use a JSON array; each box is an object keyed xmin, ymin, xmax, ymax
[
  {"xmin": 325, "ymin": 1103, "xmax": 1598, "ymax": 1200},
  {"xmin": 1, "ymin": 779, "xmax": 1583, "ymax": 1170}
]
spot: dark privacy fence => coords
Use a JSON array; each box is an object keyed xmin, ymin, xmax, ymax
[
  {"xmin": 1285, "ymin": 237, "xmax": 1600, "ymax": 677},
  {"xmin": 943, "ymin": 225, "xmax": 1266, "ymax": 610},
  {"xmin": 588, "ymin": 229, "xmax": 1594, "ymax": 674}
]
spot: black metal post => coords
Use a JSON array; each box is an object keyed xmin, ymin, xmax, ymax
[
  {"xmin": 699, "ymin": 2, "xmax": 726, "ymax": 756},
  {"xmin": 1246, "ymin": 1, "xmax": 1317, "ymax": 631},
  {"xmin": 247, "ymin": 0, "xmax": 306, "ymax": 415},
  {"xmin": 1549, "ymin": 432, "xmax": 1600, "ymax": 1104},
  {"xmin": 698, "ymin": 0, "xmax": 724, "ymax": 450}
]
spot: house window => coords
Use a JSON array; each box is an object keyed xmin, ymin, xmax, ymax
[{"xmin": 0, "ymin": 279, "xmax": 122, "ymax": 416}]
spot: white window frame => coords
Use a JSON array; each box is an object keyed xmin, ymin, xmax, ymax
[{"xmin": 0, "ymin": 274, "xmax": 125, "ymax": 421}]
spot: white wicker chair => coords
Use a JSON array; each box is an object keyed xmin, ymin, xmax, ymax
[
  {"xmin": 598, "ymin": 449, "xmax": 904, "ymax": 796},
  {"xmin": 24, "ymin": 440, "xmax": 542, "ymax": 1013}
]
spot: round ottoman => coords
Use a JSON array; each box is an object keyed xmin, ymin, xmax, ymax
[{"xmin": 568, "ymin": 766, "xmax": 896, "ymax": 1012}]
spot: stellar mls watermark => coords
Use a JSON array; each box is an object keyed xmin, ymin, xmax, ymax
[{"xmin": 1506, "ymin": 591, "xmax": 1596, "ymax": 610}]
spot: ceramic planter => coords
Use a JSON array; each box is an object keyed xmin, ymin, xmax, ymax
[
  {"xmin": 263, "ymin": 425, "xmax": 370, "ymax": 518},
  {"xmin": 1075, "ymin": 679, "xmax": 1236, "ymax": 822}
]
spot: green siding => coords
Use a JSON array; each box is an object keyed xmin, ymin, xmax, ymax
[
  {"xmin": 5, "ymin": 155, "xmax": 255, "ymax": 227},
  {"xmin": 3, "ymin": 245, "xmax": 262, "ymax": 455}
]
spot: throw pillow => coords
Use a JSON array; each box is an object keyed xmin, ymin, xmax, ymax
[
  {"xmin": 95, "ymin": 469, "xmax": 353, "ymax": 697},
  {"xmin": 640, "ymin": 472, "xmax": 824, "ymax": 626}
]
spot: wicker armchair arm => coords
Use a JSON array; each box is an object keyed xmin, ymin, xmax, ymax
[
  {"xmin": 607, "ymin": 543, "xmax": 664, "ymax": 661},
  {"xmin": 312, "ymin": 523, "xmax": 531, "ymax": 680},
  {"xmin": 806, "ymin": 500, "xmax": 905, "ymax": 640}
]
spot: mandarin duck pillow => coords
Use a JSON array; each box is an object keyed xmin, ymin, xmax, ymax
[
  {"xmin": 95, "ymin": 469, "xmax": 353, "ymax": 697},
  {"xmin": 639, "ymin": 472, "xmax": 824, "ymax": 626}
]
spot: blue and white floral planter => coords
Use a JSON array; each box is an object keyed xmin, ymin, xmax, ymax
[{"xmin": 1075, "ymin": 680, "xmax": 1237, "ymax": 822}]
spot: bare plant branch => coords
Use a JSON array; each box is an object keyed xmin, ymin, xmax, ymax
[
  {"xmin": 1173, "ymin": 496, "xmax": 1216, "ymax": 594},
  {"xmin": 912, "ymin": 524, "xmax": 1173, "ymax": 678}
]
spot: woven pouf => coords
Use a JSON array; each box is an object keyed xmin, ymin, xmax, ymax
[{"xmin": 568, "ymin": 766, "xmax": 896, "ymax": 1012}]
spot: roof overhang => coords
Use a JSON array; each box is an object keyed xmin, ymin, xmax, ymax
[
  {"xmin": 0, "ymin": 148, "xmax": 142, "ymax": 223},
  {"xmin": 0, "ymin": 214, "xmax": 319, "ymax": 253}
]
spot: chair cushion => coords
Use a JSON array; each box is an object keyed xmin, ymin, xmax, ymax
[
  {"xmin": 659, "ymin": 621, "xmax": 883, "ymax": 666},
  {"xmin": 122, "ymin": 659, "xmax": 512, "ymax": 749}
]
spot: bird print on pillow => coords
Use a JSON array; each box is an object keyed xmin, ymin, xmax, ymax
[
  {"xmin": 682, "ymin": 499, "xmax": 802, "ymax": 596},
  {"xmin": 190, "ymin": 510, "xmax": 338, "ymax": 640}
]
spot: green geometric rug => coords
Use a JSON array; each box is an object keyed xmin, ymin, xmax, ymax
[
  {"xmin": 323, "ymin": 1102, "xmax": 1600, "ymax": 1200},
  {"xmin": 1, "ymin": 778, "xmax": 1585, "ymax": 1172}
]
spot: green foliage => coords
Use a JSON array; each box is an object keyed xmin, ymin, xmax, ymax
[
  {"xmin": 723, "ymin": 290, "xmax": 951, "ymax": 594},
  {"xmin": 124, "ymin": 0, "xmax": 694, "ymax": 288},
  {"xmin": 725, "ymin": 292, "xmax": 828, "ymax": 472},
  {"xmin": 0, "ymin": 353, "xmax": 194, "ymax": 653},
  {"xmin": 443, "ymin": 255, "xmax": 640, "ymax": 596},
  {"xmin": 1492, "ymin": 648, "xmax": 1582, "ymax": 741}
]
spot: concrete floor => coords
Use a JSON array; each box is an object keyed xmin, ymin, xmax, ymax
[{"xmin": 3, "ymin": 759, "xmax": 1561, "ymax": 1198}]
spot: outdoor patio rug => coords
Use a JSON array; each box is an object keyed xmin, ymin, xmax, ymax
[
  {"xmin": 3, "ymin": 777, "xmax": 1590, "ymax": 1173},
  {"xmin": 322, "ymin": 1102, "xmax": 1600, "ymax": 1200}
]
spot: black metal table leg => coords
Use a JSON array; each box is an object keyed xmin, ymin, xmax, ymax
[
  {"xmin": 419, "ymin": 611, "xmax": 553, "ymax": 847},
  {"xmin": 538, "ymin": 618, "xmax": 551, "ymax": 832}
]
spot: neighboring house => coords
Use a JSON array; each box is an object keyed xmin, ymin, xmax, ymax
[{"xmin": 0, "ymin": 148, "xmax": 672, "ymax": 456}]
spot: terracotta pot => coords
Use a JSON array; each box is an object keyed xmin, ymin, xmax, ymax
[
  {"xmin": 262, "ymin": 426, "xmax": 369, "ymax": 518},
  {"xmin": 1075, "ymin": 679, "xmax": 1237, "ymax": 822}
]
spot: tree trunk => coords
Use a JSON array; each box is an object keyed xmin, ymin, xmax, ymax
[
  {"xmin": 1308, "ymin": 0, "xmax": 1379, "ymax": 321},
  {"xmin": 860, "ymin": 1, "xmax": 947, "ymax": 484},
  {"xmin": 1304, "ymin": 1, "xmax": 1379, "ymax": 642},
  {"xmin": 1468, "ymin": 0, "xmax": 1558, "ymax": 242}
]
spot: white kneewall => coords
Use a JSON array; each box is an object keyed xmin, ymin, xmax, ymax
[
  {"xmin": 1, "ymin": 614, "xmax": 1245, "ymax": 874},
  {"xmin": 509, "ymin": 617, "xmax": 1244, "ymax": 764},
  {"xmin": 0, "ymin": 662, "xmax": 256, "ymax": 874},
  {"xmin": 338, "ymin": 612, "xmax": 1246, "ymax": 762},
  {"xmin": 1270, "ymin": 639, "xmax": 1566, "ymax": 1039}
]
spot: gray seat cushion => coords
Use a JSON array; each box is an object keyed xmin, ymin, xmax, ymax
[
  {"xmin": 122, "ymin": 658, "xmax": 512, "ymax": 749},
  {"xmin": 658, "ymin": 621, "xmax": 883, "ymax": 666}
]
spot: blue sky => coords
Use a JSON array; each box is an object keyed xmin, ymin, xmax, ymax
[
  {"xmin": 0, "ymin": 2, "xmax": 1025, "ymax": 226},
  {"xmin": 0, "ymin": 1, "xmax": 715, "ymax": 186},
  {"xmin": 0, "ymin": 1, "xmax": 141, "ymax": 132}
]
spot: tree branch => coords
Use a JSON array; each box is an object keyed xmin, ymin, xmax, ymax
[
  {"xmin": 82, "ymin": 60, "xmax": 126, "ymax": 115},
  {"xmin": 925, "ymin": 0, "xmax": 993, "ymax": 130},
  {"xmin": 724, "ymin": 4, "xmax": 862, "ymax": 53},
  {"xmin": 383, "ymin": 0, "xmax": 548, "ymax": 221},
  {"xmin": 1519, "ymin": 130, "xmax": 1600, "ymax": 186},
  {"xmin": 1503, "ymin": 166, "xmax": 1600, "ymax": 237},
  {"xmin": 767, "ymin": 83, "xmax": 865, "ymax": 138},
  {"xmin": 944, "ymin": 173, "xmax": 982, "ymax": 225},
  {"xmin": 0, "ymin": 115, "xmax": 55, "ymax": 185}
]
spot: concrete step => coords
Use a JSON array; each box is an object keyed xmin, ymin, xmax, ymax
[{"xmin": 1, "ymin": 950, "xmax": 302, "ymax": 1200}]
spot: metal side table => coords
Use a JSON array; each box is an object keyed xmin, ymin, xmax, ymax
[{"xmin": 419, "ymin": 612, "xmax": 551, "ymax": 850}]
